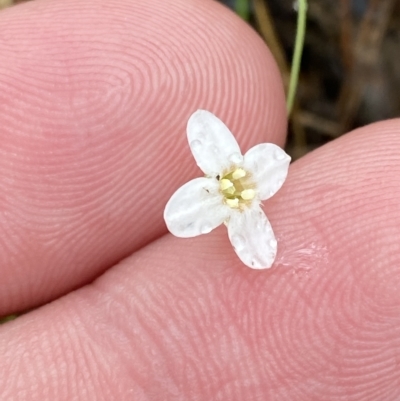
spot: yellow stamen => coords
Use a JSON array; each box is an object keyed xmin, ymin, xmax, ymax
[
  {"xmin": 226, "ymin": 198, "xmax": 239, "ymax": 208},
  {"xmin": 224, "ymin": 186, "xmax": 236, "ymax": 195},
  {"xmin": 241, "ymin": 189, "xmax": 255, "ymax": 200},
  {"xmin": 218, "ymin": 167, "xmax": 255, "ymax": 209},
  {"xmin": 220, "ymin": 179, "xmax": 233, "ymax": 190},
  {"xmin": 232, "ymin": 168, "xmax": 246, "ymax": 180}
]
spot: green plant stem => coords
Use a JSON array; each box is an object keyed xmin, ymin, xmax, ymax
[
  {"xmin": 286, "ymin": 0, "xmax": 307, "ymax": 115},
  {"xmin": 0, "ymin": 314, "xmax": 17, "ymax": 324},
  {"xmin": 235, "ymin": 0, "xmax": 250, "ymax": 21}
]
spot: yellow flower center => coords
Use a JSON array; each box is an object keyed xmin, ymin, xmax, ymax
[{"xmin": 219, "ymin": 168, "xmax": 256, "ymax": 209}]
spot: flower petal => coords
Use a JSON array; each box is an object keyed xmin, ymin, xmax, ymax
[
  {"xmin": 227, "ymin": 206, "xmax": 277, "ymax": 269},
  {"xmin": 243, "ymin": 143, "xmax": 290, "ymax": 200},
  {"xmin": 187, "ymin": 110, "xmax": 243, "ymax": 176},
  {"xmin": 164, "ymin": 177, "xmax": 230, "ymax": 238}
]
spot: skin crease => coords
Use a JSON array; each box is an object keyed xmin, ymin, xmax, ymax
[{"xmin": 0, "ymin": 0, "xmax": 400, "ymax": 400}]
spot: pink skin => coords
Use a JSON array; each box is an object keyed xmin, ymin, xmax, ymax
[{"xmin": 0, "ymin": 0, "xmax": 399, "ymax": 400}]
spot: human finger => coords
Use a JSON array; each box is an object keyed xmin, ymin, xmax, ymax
[
  {"xmin": 0, "ymin": 0, "xmax": 286, "ymax": 315},
  {"xmin": 1, "ymin": 120, "xmax": 400, "ymax": 399}
]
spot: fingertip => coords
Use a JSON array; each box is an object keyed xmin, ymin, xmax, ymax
[{"xmin": 0, "ymin": 0, "xmax": 287, "ymax": 314}]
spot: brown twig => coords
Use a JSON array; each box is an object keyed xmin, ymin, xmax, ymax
[
  {"xmin": 253, "ymin": 0, "xmax": 289, "ymax": 85},
  {"xmin": 336, "ymin": 0, "xmax": 396, "ymax": 133},
  {"xmin": 339, "ymin": 0, "xmax": 354, "ymax": 72}
]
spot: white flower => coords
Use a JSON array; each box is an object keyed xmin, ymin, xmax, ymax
[{"xmin": 164, "ymin": 110, "xmax": 291, "ymax": 269}]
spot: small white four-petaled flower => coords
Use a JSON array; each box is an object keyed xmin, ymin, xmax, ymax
[{"xmin": 164, "ymin": 110, "xmax": 290, "ymax": 269}]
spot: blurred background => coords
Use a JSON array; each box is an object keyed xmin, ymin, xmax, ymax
[
  {"xmin": 1, "ymin": 0, "xmax": 399, "ymax": 159},
  {"xmin": 222, "ymin": 0, "xmax": 400, "ymax": 158}
]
